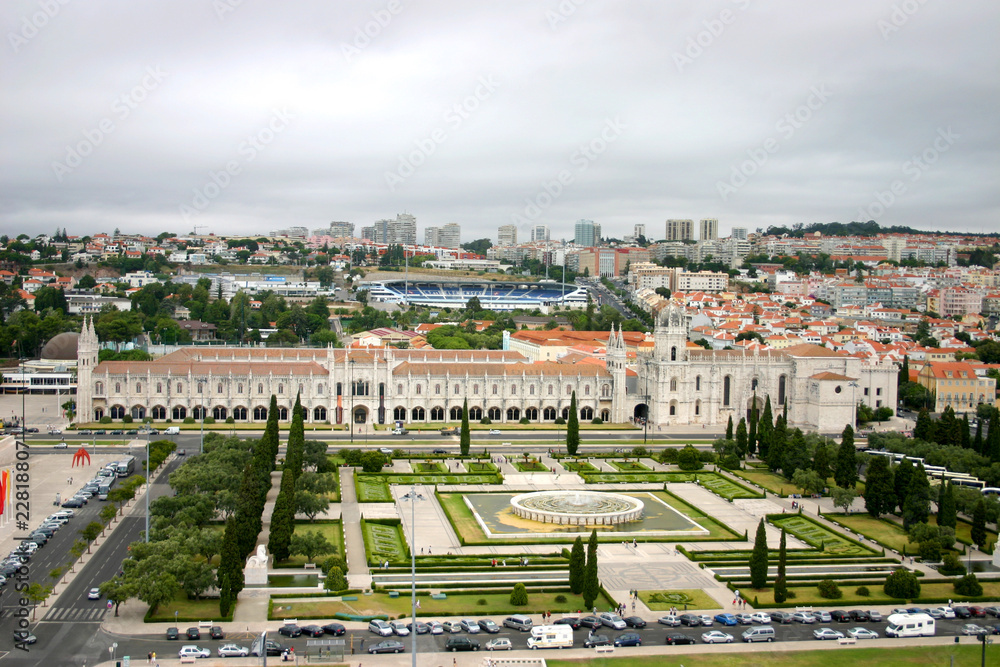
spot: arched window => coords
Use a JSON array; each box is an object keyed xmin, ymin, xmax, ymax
[
  {"xmin": 525, "ymin": 407, "xmax": 538, "ymax": 421},
  {"xmin": 506, "ymin": 407, "xmax": 520, "ymax": 421},
  {"xmin": 156, "ymin": 383, "xmax": 162, "ymax": 393},
  {"xmin": 695, "ymin": 400, "xmax": 701, "ymax": 416},
  {"xmin": 584, "ymin": 384, "xmax": 591, "ymax": 396},
  {"xmin": 314, "ymin": 406, "xmax": 327, "ymax": 421},
  {"xmin": 566, "ymin": 384, "xmax": 572, "ymax": 395},
  {"xmin": 192, "ymin": 406, "xmax": 206, "ymax": 420},
  {"xmin": 213, "ymin": 406, "xmax": 228, "ymax": 420},
  {"xmin": 94, "ymin": 407, "xmax": 104, "ymax": 420},
  {"xmin": 600, "ymin": 409, "xmax": 610, "ymax": 422},
  {"xmin": 411, "ymin": 406, "xmax": 425, "ymax": 420},
  {"xmin": 469, "ymin": 406, "xmax": 483, "ymax": 420},
  {"xmin": 453, "ymin": 384, "xmax": 459, "ymax": 394},
  {"xmin": 580, "ymin": 406, "xmax": 594, "ymax": 420},
  {"xmin": 177, "ymin": 383, "xmax": 183, "ymax": 393},
  {"xmin": 131, "ymin": 405, "xmax": 145, "ymax": 420},
  {"xmin": 435, "ymin": 384, "xmax": 441, "ymax": 395},
  {"xmin": 670, "ymin": 377, "xmax": 678, "ymax": 392},
  {"xmin": 393, "ymin": 406, "xmax": 406, "ymax": 421},
  {"xmin": 492, "ymin": 384, "xmax": 498, "ymax": 395},
  {"xmin": 751, "ymin": 378, "xmax": 758, "ymax": 391},
  {"xmin": 217, "ymin": 384, "xmax": 223, "ymax": 394},
  {"xmin": 548, "ymin": 385, "xmax": 554, "ymax": 395},
  {"xmin": 237, "ymin": 384, "xmax": 243, "ymax": 394},
  {"xmin": 172, "ymin": 406, "xmax": 186, "ymax": 420},
  {"xmin": 473, "ymin": 384, "xmax": 479, "ymax": 394},
  {"xmin": 253, "ymin": 406, "xmax": 268, "ymax": 420},
  {"xmin": 430, "ymin": 407, "xmax": 444, "ymax": 421},
  {"xmin": 136, "ymin": 383, "xmax": 142, "ymax": 393},
  {"xmin": 233, "ymin": 406, "xmax": 248, "ymax": 420},
  {"xmin": 669, "ymin": 403, "xmax": 676, "ymax": 416},
  {"xmin": 397, "ymin": 384, "xmax": 403, "ymax": 394},
  {"xmin": 488, "ymin": 407, "xmax": 501, "ymax": 421},
  {"xmin": 278, "ymin": 383, "xmax": 284, "ymax": 395},
  {"xmin": 317, "ymin": 384, "xmax": 324, "ymax": 394},
  {"xmin": 670, "ymin": 346, "xmax": 677, "ymax": 361},
  {"xmin": 449, "ymin": 406, "xmax": 462, "ymax": 420},
  {"xmin": 95, "ymin": 382, "xmax": 104, "ymax": 394},
  {"xmin": 415, "ymin": 385, "xmax": 422, "ymax": 395},
  {"xmin": 543, "ymin": 407, "xmax": 556, "ymax": 420},
  {"xmin": 695, "ymin": 376, "xmax": 701, "ymax": 391},
  {"xmin": 278, "ymin": 407, "xmax": 288, "ymax": 421},
  {"xmin": 601, "ymin": 384, "xmax": 610, "ymax": 398},
  {"xmin": 197, "ymin": 383, "xmax": 203, "ymax": 393},
  {"xmin": 561, "ymin": 407, "xmax": 570, "ymax": 420},
  {"xmin": 511, "ymin": 385, "xmax": 517, "ymax": 395},
  {"xmin": 778, "ymin": 375, "xmax": 787, "ymax": 406},
  {"xmin": 723, "ymin": 376, "xmax": 732, "ymax": 406},
  {"xmin": 110, "ymin": 405, "xmax": 125, "ymax": 419},
  {"xmin": 529, "ymin": 385, "xmax": 535, "ymax": 395},
  {"xmin": 151, "ymin": 405, "xmax": 166, "ymax": 420},
  {"xmin": 115, "ymin": 382, "xmax": 121, "ymax": 393},
  {"xmin": 257, "ymin": 383, "xmax": 264, "ymax": 395}
]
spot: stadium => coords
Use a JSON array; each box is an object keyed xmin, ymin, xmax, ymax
[{"xmin": 363, "ymin": 278, "xmax": 589, "ymax": 311}]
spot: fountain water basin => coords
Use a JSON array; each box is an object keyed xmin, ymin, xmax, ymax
[{"xmin": 510, "ymin": 490, "xmax": 644, "ymax": 526}]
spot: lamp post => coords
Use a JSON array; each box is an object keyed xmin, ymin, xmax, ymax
[
  {"xmin": 349, "ymin": 359, "xmax": 355, "ymax": 445},
  {"xmin": 849, "ymin": 381, "xmax": 860, "ymax": 428},
  {"xmin": 145, "ymin": 430, "xmax": 150, "ymax": 542},
  {"xmin": 400, "ymin": 488, "xmax": 425, "ymax": 667}
]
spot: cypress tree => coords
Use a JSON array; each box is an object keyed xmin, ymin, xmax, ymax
[
  {"xmin": 988, "ymin": 415, "xmax": 1000, "ymax": 462},
  {"xmin": 748, "ymin": 399, "xmax": 759, "ymax": 457},
  {"xmin": 973, "ymin": 419, "xmax": 984, "ymax": 454},
  {"xmin": 893, "ymin": 458, "xmax": 915, "ymax": 515},
  {"xmin": 568, "ymin": 536, "xmax": 585, "ymax": 594},
  {"xmin": 217, "ymin": 517, "xmax": 245, "ymax": 616},
  {"xmin": 902, "ymin": 462, "xmax": 931, "ymax": 529},
  {"xmin": 781, "ymin": 428, "xmax": 808, "ymax": 481},
  {"xmin": 961, "ymin": 414, "xmax": 971, "ymax": 449},
  {"xmin": 758, "ymin": 396, "xmax": 773, "ymax": 459},
  {"xmin": 863, "ymin": 455, "xmax": 894, "ymax": 518},
  {"xmin": 914, "ymin": 409, "xmax": 933, "ymax": 442},
  {"xmin": 582, "ymin": 529, "xmax": 599, "ymax": 609},
  {"xmin": 834, "ymin": 424, "xmax": 858, "ymax": 489},
  {"xmin": 972, "ymin": 498, "xmax": 988, "ymax": 549},
  {"xmin": 460, "ymin": 398, "xmax": 470, "ymax": 456},
  {"xmin": 937, "ymin": 481, "xmax": 957, "ymax": 529},
  {"xmin": 267, "ymin": 490, "xmax": 294, "ymax": 561},
  {"xmin": 767, "ymin": 415, "xmax": 787, "ymax": 473},
  {"xmin": 748, "ymin": 519, "xmax": 769, "ymax": 589},
  {"xmin": 566, "ymin": 391, "xmax": 580, "ymax": 456},
  {"xmin": 286, "ymin": 393, "xmax": 305, "ymax": 482},
  {"xmin": 773, "ymin": 528, "xmax": 788, "ymax": 603},
  {"xmin": 726, "ymin": 415, "xmax": 733, "ymax": 440},
  {"xmin": 735, "ymin": 418, "xmax": 748, "ymax": 458},
  {"xmin": 899, "ymin": 356, "xmax": 909, "ymax": 386}
]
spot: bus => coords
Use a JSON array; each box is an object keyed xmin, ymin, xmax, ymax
[{"xmin": 116, "ymin": 456, "xmax": 136, "ymax": 478}]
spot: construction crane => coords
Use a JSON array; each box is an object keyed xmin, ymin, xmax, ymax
[{"xmin": 192, "ymin": 224, "xmax": 206, "ymax": 236}]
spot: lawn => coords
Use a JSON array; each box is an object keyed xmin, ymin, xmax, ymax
[
  {"xmin": 362, "ymin": 521, "xmax": 407, "ymax": 564},
  {"xmin": 698, "ymin": 474, "xmax": 762, "ymax": 500},
  {"xmin": 355, "ymin": 475, "xmax": 392, "ymax": 502},
  {"xmin": 639, "ymin": 589, "xmax": 720, "ymax": 611},
  {"xmin": 148, "ymin": 592, "xmax": 230, "ymax": 622},
  {"xmin": 385, "ymin": 473, "xmax": 500, "ymax": 485},
  {"xmin": 546, "ymin": 645, "xmax": 988, "ymax": 667},
  {"xmin": 929, "ymin": 515, "xmax": 998, "ymax": 550},
  {"xmin": 465, "ymin": 461, "xmax": 497, "ymax": 473},
  {"xmin": 608, "ymin": 460, "xmax": 651, "ymax": 472},
  {"xmin": 275, "ymin": 520, "xmax": 343, "ymax": 567},
  {"xmin": 271, "ymin": 589, "xmax": 615, "ymax": 620},
  {"xmin": 511, "ymin": 460, "xmax": 549, "ymax": 472},
  {"xmin": 770, "ymin": 514, "xmax": 877, "ymax": 556},
  {"xmin": 776, "ymin": 579, "xmax": 1000, "ymax": 606},
  {"xmin": 825, "ymin": 513, "xmax": 909, "ymax": 552},
  {"xmin": 559, "ymin": 460, "xmax": 599, "ymax": 473},
  {"xmin": 731, "ymin": 468, "xmax": 797, "ymax": 496},
  {"xmin": 411, "ymin": 461, "xmax": 447, "ymax": 473},
  {"xmin": 578, "ymin": 471, "xmax": 759, "ymax": 498}
]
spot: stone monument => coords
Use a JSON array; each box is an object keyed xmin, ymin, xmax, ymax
[{"xmin": 245, "ymin": 544, "xmax": 270, "ymax": 585}]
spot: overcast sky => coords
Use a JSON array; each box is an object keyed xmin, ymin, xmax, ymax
[{"xmin": 2, "ymin": 1, "xmax": 997, "ymax": 244}]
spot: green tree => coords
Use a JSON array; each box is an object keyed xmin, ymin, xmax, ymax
[
  {"xmin": 726, "ymin": 415, "xmax": 733, "ymax": 440},
  {"xmin": 460, "ymin": 398, "xmax": 470, "ymax": 456},
  {"xmin": 767, "ymin": 415, "xmax": 787, "ymax": 473},
  {"xmin": 676, "ymin": 445, "xmax": 703, "ymax": 471},
  {"xmin": 566, "ymin": 391, "xmax": 580, "ymax": 456},
  {"xmin": 25, "ymin": 583, "xmax": 53, "ymax": 620},
  {"xmin": 792, "ymin": 469, "xmax": 824, "ymax": 496},
  {"xmin": 568, "ymin": 536, "xmax": 585, "ymax": 594},
  {"xmin": 893, "ymin": 458, "xmax": 915, "ymax": 514},
  {"xmin": 748, "ymin": 399, "xmax": 759, "ymax": 457},
  {"xmin": 834, "ymin": 424, "xmax": 858, "ymax": 489},
  {"xmin": 216, "ymin": 517, "xmax": 245, "ymax": 617},
  {"xmin": 773, "ymin": 528, "xmax": 788, "ymax": 603},
  {"xmin": 324, "ymin": 566, "xmax": 348, "ymax": 592},
  {"xmin": 954, "ymin": 573, "xmax": 983, "ymax": 597},
  {"xmin": 79, "ymin": 521, "xmax": 103, "ymax": 554},
  {"xmin": 831, "ymin": 486, "xmax": 858, "ymax": 513},
  {"xmin": 758, "ymin": 396, "xmax": 773, "ymax": 459},
  {"xmin": 267, "ymin": 489, "xmax": 295, "ymax": 561},
  {"xmin": 863, "ymin": 455, "xmax": 895, "ymax": 518},
  {"xmin": 883, "ymin": 569, "xmax": 921, "ymax": 599},
  {"xmin": 99, "ymin": 576, "xmax": 135, "ymax": 617},
  {"xmin": 583, "ymin": 530, "xmax": 600, "ymax": 609},
  {"xmin": 812, "ymin": 443, "xmax": 832, "ymax": 482},
  {"xmin": 902, "ymin": 462, "xmax": 931, "ymax": 529},
  {"xmin": 289, "ymin": 530, "xmax": 335, "ymax": 564},
  {"xmin": 914, "ymin": 409, "xmax": 933, "ymax": 441},
  {"xmin": 972, "ymin": 498, "xmax": 988, "ymax": 549},
  {"xmin": 735, "ymin": 418, "xmax": 748, "ymax": 458},
  {"xmin": 937, "ymin": 481, "xmax": 957, "ymax": 529},
  {"xmin": 295, "ymin": 490, "xmax": 330, "ymax": 522},
  {"xmin": 748, "ymin": 519, "xmax": 769, "ymax": 589},
  {"xmin": 360, "ymin": 450, "xmax": 388, "ymax": 472},
  {"xmin": 510, "ymin": 582, "xmax": 529, "ymax": 606}
]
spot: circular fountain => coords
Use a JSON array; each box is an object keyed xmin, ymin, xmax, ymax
[{"xmin": 510, "ymin": 490, "xmax": 644, "ymax": 526}]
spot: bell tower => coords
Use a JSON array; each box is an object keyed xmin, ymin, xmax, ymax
[
  {"xmin": 655, "ymin": 304, "xmax": 687, "ymax": 363},
  {"xmin": 76, "ymin": 315, "xmax": 99, "ymax": 423},
  {"xmin": 607, "ymin": 324, "xmax": 627, "ymax": 422}
]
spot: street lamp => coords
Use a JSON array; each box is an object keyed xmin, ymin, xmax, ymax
[
  {"xmin": 400, "ymin": 488, "xmax": 426, "ymax": 667},
  {"xmin": 349, "ymin": 359, "xmax": 355, "ymax": 445},
  {"xmin": 849, "ymin": 381, "xmax": 860, "ymax": 428}
]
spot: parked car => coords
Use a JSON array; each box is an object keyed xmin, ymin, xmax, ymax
[
  {"xmin": 598, "ymin": 612, "xmax": 627, "ymax": 630},
  {"xmin": 847, "ymin": 627, "xmax": 879, "ymax": 640},
  {"xmin": 811, "ymin": 610, "xmax": 832, "ymax": 623},
  {"xmin": 166, "ymin": 627, "xmax": 180, "ymax": 640},
  {"xmin": 848, "ymin": 610, "xmax": 871, "ymax": 622},
  {"xmin": 486, "ymin": 637, "xmax": 512, "ymax": 651},
  {"xmin": 322, "ymin": 622, "xmax": 345, "ymax": 636},
  {"xmin": 970, "ymin": 606, "xmax": 988, "ymax": 618},
  {"xmin": 217, "ymin": 644, "xmax": 249, "ymax": 657},
  {"xmin": 14, "ymin": 631, "xmax": 37, "ymax": 645},
  {"xmin": 368, "ymin": 619, "xmax": 393, "ymax": 636},
  {"xmin": 868, "ymin": 610, "xmax": 882, "ymax": 622},
  {"xmin": 53, "ymin": 442, "xmax": 68, "ymax": 449},
  {"xmin": 488, "ymin": 429, "xmax": 501, "ymax": 435},
  {"xmin": 665, "ymin": 632, "xmax": 696, "ymax": 645},
  {"xmin": 954, "ymin": 606, "xmax": 973, "ymax": 619},
  {"xmin": 554, "ymin": 617, "xmax": 581, "ymax": 629},
  {"xmin": 583, "ymin": 634, "xmax": 611, "ymax": 648},
  {"xmin": 962, "ymin": 624, "xmax": 988, "ymax": 636},
  {"xmin": 178, "ymin": 645, "xmax": 211, "ymax": 659},
  {"xmin": 432, "ymin": 448, "xmax": 448, "ymax": 454},
  {"xmin": 614, "ymin": 632, "xmax": 642, "ymax": 647},
  {"xmin": 61, "ymin": 498, "xmax": 84, "ymax": 508},
  {"xmin": 389, "ymin": 621, "xmax": 410, "ymax": 636},
  {"xmin": 714, "ymin": 613, "xmax": 738, "ymax": 626},
  {"xmin": 445, "ymin": 637, "xmax": 480, "ymax": 652},
  {"xmin": 477, "ymin": 619, "xmax": 500, "ymax": 634},
  {"xmin": 441, "ymin": 621, "xmax": 462, "ymax": 634},
  {"xmin": 368, "ymin": 640, "xmax": 405, "ymax": 654},
  {"xmin": 658, "ymin": 615, "xmax": 682, "ymax": 627},
  {"xmin": 678, "ymin": 614, "xmax": 701, "ymax": 627},
  {"xmin": 829, "ymin": 610, "xmax": 851, "ymax": 622},
  {"xmin": 701, "ymin": 630, "xmax": 733, "ymax": 644},
  {"xmin": 698, "ymin": 614, "xmax": 714, "ymax": 626},
  {"xmin": 813, "ymin": 628, "xmax": 845, "ymax": 641},
  {"xmin": 580, "ymin": 616, "xmax": 603, "ymax": 629},
  {"xmin": 750, "ymin": 612, "xmax": 772, "ymax": 624},
  {"xmin": 406, "ymin": 621, "xmax": 429, "ymax": 635},
  {"xmin": 791, "ymin": 612, "xmax": 817, "ymax": 624},
  {"xmin": 624, "ymin": 616, "xmax": 647, "ymax": 628},
  {"xmin": 734, "ymin": 613, "xmax": 753, "ymax": 625},
  {"xmin": 186, "ymin": 627, "xmax": 201, "ymax": 640},
  {"xmin": 459, "ymin": 619, "xmax": 480, "ymax": 633},
  {"xmin": 427, "ymin": 621, "xmax": 444, "ymax": 635},
  {"xmin": 984, "ymin": 606, "xmax": 1000, "ymax": 618},
  {"xmin": 300, "ymin": 625, "xmax": 324, "ymax": 637},
  {"xmin": 770, "ymin": 611, "xmax": 793, "ymax": 624}
]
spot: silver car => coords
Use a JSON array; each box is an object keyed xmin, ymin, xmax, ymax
[{"xmin": 459, "ymin": 618, "xmax": 480, "ymax": 633}]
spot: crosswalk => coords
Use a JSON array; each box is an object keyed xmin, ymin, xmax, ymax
[{"xmin": 43, "ymin": 606, "xmax": 108, "ymax": 622}]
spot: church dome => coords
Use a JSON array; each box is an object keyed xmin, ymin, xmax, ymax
[{"xmin": 40, "ymin": 332, "xmax": 79, "ymax": 361}]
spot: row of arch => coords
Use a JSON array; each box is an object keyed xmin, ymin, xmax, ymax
[
  {"xmin": 389, "ymin": 405, "xmax": 610, "ymax": 422},
  {"xmin": 96, "ymin": 381, "xmax": 326, "ymax": 397},
  {"xmin": 97, "ymin": 404, "xmax": 328, "ymax": 422}
]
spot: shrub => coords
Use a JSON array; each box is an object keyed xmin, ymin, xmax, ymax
[
  {"xmin": 917, "ymin": 540, "xmax": 941, "ymax": 562},
  {"xmin": 554, "ymin": 594, "xmax": 567, "ymax": 603},
  {"xmin": 554, "ymin": 417, "xmax": 566, "ymax": 425},
  {"xmin": 203, "ymin": 417, "xmax": 215, "ymax": 424},
  {"xmin": 510, "ymin": 582, "xmax": 528, "ymax": 606},
  {"xmin": 322, "ymin": 556, "xmax": 346, "ymax": 575},
  {"xmin": 677, "ymin": 445, "xmax": 703, "ymax": 471},
  {"xmin": 99, "ymin": 416, "xmax": 113, "ymax": 424},
  {"xmin": 855, "ymin": 586, "xmax": 870, "ymax": 597},
  {"xmin": 817, "ymin": 579, "xmax": 842, "ymax": 599},
  {"xmin": 939, "ymin": 553, "xmax": 966, "ymax": 576},
  {"xmin": 884, "ymin": 569, "xmax": 921, "ymax": 599},
  {"xmin": 631, "ymin": 446, "xmax": 650, "ymax": 458},
  {"xmin": 519, "ymin": 418, "xmax": 530, "ymax": 425},
  {"xmin": 954, "ymin": 573, "xmax": 983, "ymax": 597},
  {"xmin": 720, "ymin": 454, "xmax": 742, "ymax": 470},
  {"xmin": 477, "ymin": 598, "xmax": 487, "ymax": 606},
  {"xmin": 122, "ymin": 415, "xmax": 133, "ymax": 424},
  {"xmin": 323, "ymin": 566, "xmax": 347, "ymax": 592},
  {"xmin": 590, "ymin": 418, "xmax": 603, "ymax": 425},
  {"xmin": 183, "ymin": 417, "xmax": 196, "ymax": 424},
  {"xmin": 225, "ymin": 417, "xmax": 234, "ymax": 424},
  {"xmin": 785, "ymin": 589, "xmax": 796, "ymax": 599},
  {"xmin": 659, "ymin": 449, "xmax": 678, "ymax": 464},
  {"xmin": 480, "ymin": 418, "xmax": 491, "ymax": 425}
]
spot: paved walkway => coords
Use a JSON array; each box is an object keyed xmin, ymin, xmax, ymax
[{"xmin": 338, "ymin": 467, "xmax": 371, "ymax": 588}]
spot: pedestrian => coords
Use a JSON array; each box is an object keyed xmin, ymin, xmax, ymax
[
  {"xmin": 428, "ymin": 547, "xmax": 431, "ymax": 554},
  {"xmin": 416, "ymin": 599, "xmax": 421, "ymax": 609},
  {"xmin": 147, "ymin": 652, "xmax": 152, "ymax": 664},
  {"xmin": 632, "ymin": 600, "xmax": 636, "ymax": 612}
]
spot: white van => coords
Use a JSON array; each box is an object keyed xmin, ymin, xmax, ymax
[
  {"xmin": 741, "ymin": 626, "xmax": 775, "ymax": 642},
  {"xmin": 526, "ymin": 624, "xmax": 573, "ymax": 649},
  {"xmin": 885, "ymin": 613, "xmax": 935, "ymax": 638},
  {"xmin": 164, "ymin": 426, "xmax": 180, "ymax": 435}
]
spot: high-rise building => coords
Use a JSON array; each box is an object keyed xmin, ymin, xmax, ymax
[
  {"xmin": 666, "ymin": 219, "xmax": 694, "ymax": 241},
  {"xmin": 328, "ymin": 221, "xmax": 355, "ymax": 238},
  {"xmin": 367, "ymin": 214, "xmax": 417, "ymax": 245},
  {"xmin": 699, "ymin": 218, "xmax": 718, "ymax": 241},
  {"xmin": 731, "ymin": 227, "xmax": 748, "ymax": 241},
  {"xmin": 574, "ymin": 219, "xmax": 601, "ymax": 247},
  {"xmin": 634, "ymin": 224, "xmax": 646, "ymax": 241},
  {"xmin": 531, "ymin": 224, "xmax": 550, "ymax": 242},
  {"xmin": 425, "ymin": 223, "xmax": 461, "ymax": 248},
  {"xmin": 497, "ymin": 224, "xmax": 518, "ymax": 246}
]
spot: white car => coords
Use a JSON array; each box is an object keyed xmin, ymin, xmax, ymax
[
  {"xmin": 750, "ymin": 612, "xmax": 771, "ymax": 624},
  {"xmin": 218, "ymin": 644, "xmax": 249, "ymax": 657},
  {"xmin": 698, "ymin": 614, "xmax": 714, "ymax": 626},
  {"xmin": 87, "ymin": 588, "xmax": 101, "ymax": 600},
  {"xmin": 847, "ymin": 627, "xmax": 879, "ymax": 640},
  {"xmin": 488, "ymin": 429, "xmax": 501, "ymax": 435},
  {"xmin": 390, "ymin": 620, "xmax": 410, "ymax": 636},
  {"xmin": 935, "ymin": 606, "xmax": 956, "ymax": 619},
  {"xmin": 701, "ymin": 630, "xmax": 733, "ymax": 644},
  {"xmin": 813, "ymin": 628, "xmax": 845, "ymax": 641},
  {"xmin": 178, "ymin": 645, "xmax": 211, "ymax": 659},
  {"xmin": 54, "ymin": 442, "xmax": 68, "ymax": 449},
  {"xmin": 428, "ymin": 621, "xmax": 444, "ymax": 635}
]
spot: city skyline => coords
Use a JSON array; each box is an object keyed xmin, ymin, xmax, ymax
[{"xmin": 2, "ymin": 2, "xmax": 997, "ymax": 241}]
